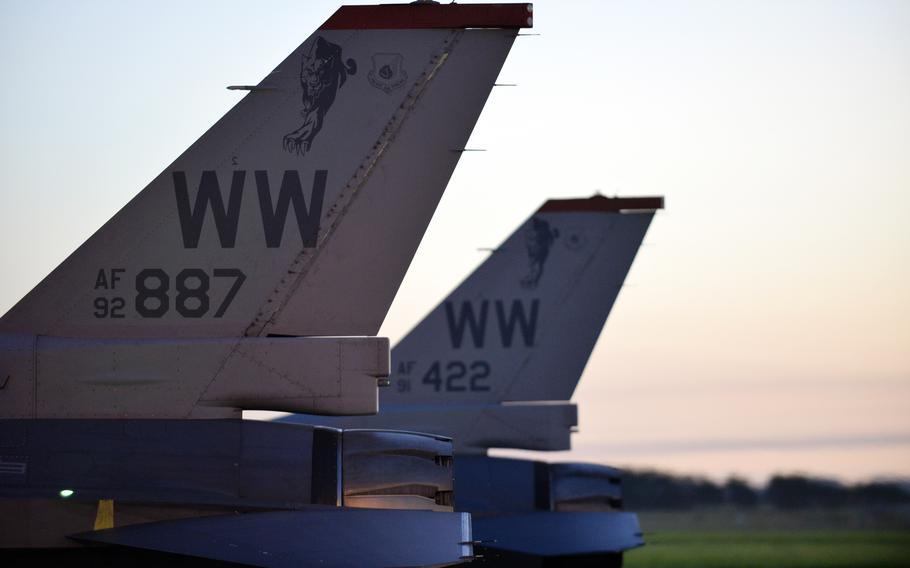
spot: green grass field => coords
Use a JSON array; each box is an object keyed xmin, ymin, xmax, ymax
[{"xmin": 624, "ymin": 531, "xmax": 910, "ymax": 568}]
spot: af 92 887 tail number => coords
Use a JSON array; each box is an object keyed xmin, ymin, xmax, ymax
[{"xmin": 92, "ymin": 267, "xmax": 246, "ymax": 319}]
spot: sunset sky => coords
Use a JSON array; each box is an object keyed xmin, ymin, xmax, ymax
[{"xmin": 1, "ymin": 0, "xmax": 907, "ymax": 483}]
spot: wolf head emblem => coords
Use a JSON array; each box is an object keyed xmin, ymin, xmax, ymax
[
  {"xmin": 283, "ymin": 37, "xmax": 357, "ymax": 156},
  {"xmin": 520, "ymin": 217, "xmax": 559, "ymax": 289}
]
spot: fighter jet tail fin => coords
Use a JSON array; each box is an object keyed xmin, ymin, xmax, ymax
[
  {"xmin": 390, "ymin": 195, "xmax": 663, "ymax": 405},
  {"xmin": 0, "ymin": 3, "xmax": 532, "ymax": 419},
  {"xmin": 280, "ymin": 194, "xmax": 661, "ymax": 449},
  {"xmin": 0, "ymin": 3, "xmax": 533, "ymax": 341}
]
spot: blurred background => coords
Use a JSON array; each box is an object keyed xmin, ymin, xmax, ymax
[{"xmin": 1, "ymin": 2, "xmax": 908, "ymax": 563}]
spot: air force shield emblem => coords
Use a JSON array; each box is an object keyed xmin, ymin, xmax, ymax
[{"xmin": 368, "ymin": 53, "xmax": 408, "ymax": 94}]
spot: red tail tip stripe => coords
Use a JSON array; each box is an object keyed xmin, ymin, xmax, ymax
[
  {"xmin": 538, "ymin": 195, "xmax": 665, "ymax": 213},
  {"xmin": 321, "ymin": 3, "xmax": 534, "ymax": 30}
]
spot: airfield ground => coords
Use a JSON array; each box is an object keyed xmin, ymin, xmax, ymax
[
  {"xmin": 626, "ymin": 531, "xmax": 910, "ymax": 568},
  {"xmin": 626, "ymin": 508, "xmax": 910, "ymax": 568}
]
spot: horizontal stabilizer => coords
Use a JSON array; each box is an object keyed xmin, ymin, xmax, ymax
[
  {"xmin": 291, "ymin": 402, "xmax": 577, "ymax": 452},
  {"xmin": 0, "ymin": 334, "xmax": 388, "ymax": 418},
  {"xmin": 72, "ymin": 508, "xmax": 473, "ymax": 568}
]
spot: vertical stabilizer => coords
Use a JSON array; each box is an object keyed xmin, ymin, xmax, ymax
[
  {"xmin": 390, "ymin": 195, "xmax": 662, "ymax": 404},
  {"xmin": 0, "ymin": 4, "xmax": 533, "ymax": 340},
  {"xmin": 287, "ymin": 195, "xmax": 662, "ymax": 450},
  {"xmin": 0, "ymin": 3, "xmax": 533, "ymax": 419}
]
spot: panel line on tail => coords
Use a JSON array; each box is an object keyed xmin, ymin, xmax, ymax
[{"xmin": 244, "ymin": 31, "xmax": 465, "ymax": 337}]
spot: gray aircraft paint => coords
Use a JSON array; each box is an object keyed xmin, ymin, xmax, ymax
[
  {"xmin": 0, "ymin": 334, "xmax": 388, "ymax": 418},
  {"xmin": 280, "ymin": 195, "xmax": 659, "ymax": 560},
  {"xmin": 0, "ymin": 421, "xmax": 454, "ymax": 524},
  {"xmin": 456, "ymin": 456, "xmax": 642, "ymax": 557},
  {"xmin": 0, "ymin": 4, "xmax": 534, "ymax": 564},
  {"xmin": 0, "ymin": 29, "xmax": 517, "ymax": 340},
  {"xmin": 290, "ymin": 196, "xmax": 661, "ymax": 451},
  {"xmin": 0, "ymin": 16, "xmax": 522, "ymax": 420},
  {"xmin": 389, "ymin": 203, "xmax": 656, "ymax": 406},
  {"xmin": 74, "ymin": 509, "xmax": 472, "ymax": 568}
]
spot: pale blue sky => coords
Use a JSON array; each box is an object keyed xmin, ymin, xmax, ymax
[{"xmin": 1, "ymin": 0, "xmax": 908, "ymax": 482}]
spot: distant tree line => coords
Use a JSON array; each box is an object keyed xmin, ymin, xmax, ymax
[{"xmin": 622, "ymin": 470, "xmax": 910, "ymax": 510}]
